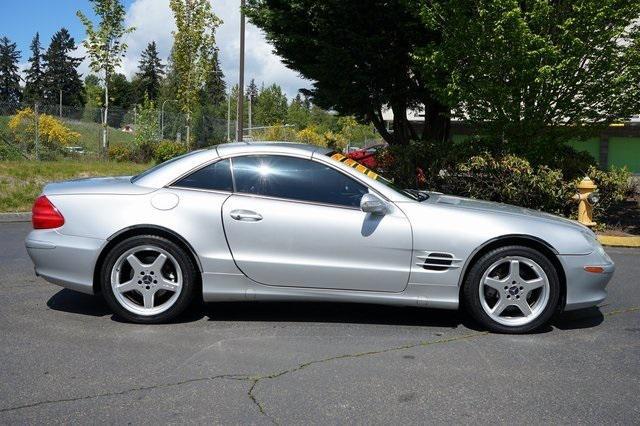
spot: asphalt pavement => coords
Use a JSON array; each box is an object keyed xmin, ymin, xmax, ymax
[{"xmin": 1, "ymin": 221, "xmax": 639, "ymax": 424}]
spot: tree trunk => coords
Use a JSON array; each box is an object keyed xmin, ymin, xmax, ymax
[
  {"xmin": 368, "ymin": 107, "xmax": 394, "ymax": 145},
  {"xmin": 422, "ymin": 99, "xmax": 451, "ymax": 146},
  {"xmin": 102, "ymin": 73, "xmax": 109, "ymax": 156},
  {"xmin": 391, "ymin": 102, "xmax": 412, "ymax": 146},
  {"xmin": 186, "ymin": 112, "xmax": 191, "ymax": 149}
]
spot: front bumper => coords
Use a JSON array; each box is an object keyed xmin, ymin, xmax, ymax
[
  {"xmin": 25, "ymin": 230, "xmax": 105, "ymax": 295},
  {"xmin": 558, "ymin": 248, "xmax": 615, "ymax": 311}
]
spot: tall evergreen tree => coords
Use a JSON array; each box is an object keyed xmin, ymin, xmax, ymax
[
  {"xmin": 246, "ymin": 79, "xmax": 258, "ymax": 103},
  {"xmin": 201, "ymin": 50, "xmax": 225, "ymax": 106},
  {"xmin": 42, "ymin": 28, "xmax": 85, "ymax": 108},
  {"xmin": 24, "ymin": 33, "xmax": 45, "ymax": 103},
  {"xmin": 136, "ymin": 41, "xmax": 165, "ymax": 101},
  {"xmin": 0, "ymin": 36, "xmax": 22, "ymax": 104}
]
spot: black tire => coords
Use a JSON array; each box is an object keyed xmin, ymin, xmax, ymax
[
  {"xmin": 100, "ymin": 235, "xmax": 197, "ymax": 324},
  {"xmin": 462, "ymin": 245, "xmax": 560, "ymax": 334}
]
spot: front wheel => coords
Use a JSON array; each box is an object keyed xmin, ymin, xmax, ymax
[
  {"xmin": 462, "ymin": 245, "xmax": 560, "ymax": 334},
  {"xmin": 100, "ymin": 235, "xmax": 197, "ymax": 323}
]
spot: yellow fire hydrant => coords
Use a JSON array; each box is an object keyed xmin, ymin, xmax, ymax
[{"xmin": 573, "ymin": 177, "xmax": 598, "ymax": 227}]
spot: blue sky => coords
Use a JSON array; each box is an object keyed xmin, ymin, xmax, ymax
[
  {"xmin": 1, "ymin": 1, "xmax": 133, "ymax": 59},
  {"xmin": 0, "ymin": 0, "xmax": 309, "ymax": 98}
]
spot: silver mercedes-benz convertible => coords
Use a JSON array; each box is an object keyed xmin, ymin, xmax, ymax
[{"xmin": 25, "ymin": 142, "xmax": 614, "ymax": 333}]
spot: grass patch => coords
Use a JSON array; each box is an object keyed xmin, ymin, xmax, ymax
[
  {"xmin": 0, "ymin": 160, "xmax": 151, "ymax": 213},
  {"xmin": 63, "ymin": 119, "xmax": 135, "ymax": 151}
]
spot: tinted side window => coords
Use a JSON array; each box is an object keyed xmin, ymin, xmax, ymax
[
  {"xmin": 173, "ymin": 159, "xmax": 233, "ymax": 192},
  {"xmin": 232, "ymin": 155, "xmax": 368, "ymax": 207}
]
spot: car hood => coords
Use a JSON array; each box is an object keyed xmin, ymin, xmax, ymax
[
  {"xmin": 43, "ymin": 176, "xmax": 155, "ymax": 196},
  {"xmin": 427, "ymin": 193, "xmax": 589, "ymax": 233}
]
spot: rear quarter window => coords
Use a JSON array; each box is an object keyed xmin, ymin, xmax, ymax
[{"xmin": 172, "ymin": 159, "xmax": 233, "ymax": 192}]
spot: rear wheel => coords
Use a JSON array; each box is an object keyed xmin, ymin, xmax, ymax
[
  {"xmin": 101, "ymin": 235, "xmax": 197, "ymax": 323},
  {"xmin": 462, "ymin": 245, "xmax": 560, "ymax": 334}
]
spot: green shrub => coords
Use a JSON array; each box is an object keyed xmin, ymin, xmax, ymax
[
  {"xmin": 131, "ymin": 141, "xmax": 155, "ymax": 164},
  {"xmin": 153, "ymin": 140, "xmax": 187, "ymax": 163},
  {"xmin": 108, "ymin": 144, "xmax": 132, "ymax": 162},
  {"xmin": 442, "ymin": 153, "xmax": 573, "ymax": 215},
  {"xmin": 585, "ymin": 165, "xmax": 632, "ymax": 220}
]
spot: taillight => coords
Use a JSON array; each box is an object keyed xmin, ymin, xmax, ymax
[{"xmin": 32, "ymin": 195, "xmax": 65, "ymax": 229}]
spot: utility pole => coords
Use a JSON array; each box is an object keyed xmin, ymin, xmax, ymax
[
  {"xmin": 34, "ymin": 102, "xmax": 39, "ymax": 160},
  {"xmin": 236, "ymin": 0, "xmax": 246, "ymax": 142},
  {"xmin": 227, "ymin": 91, "xmax": 231, "ymax": 141},
  {"xmin": 248, "ymin": 93, "xmax": 252, "ymax": 139}
]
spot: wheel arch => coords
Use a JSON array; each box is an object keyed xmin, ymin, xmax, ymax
[
  {"xmin": 93, "ymin": 225, "xmax": 203, "ymax": 295},
  {"xmin": 457, "ymin": 234, "xmax": 566, "ymax": 309}
]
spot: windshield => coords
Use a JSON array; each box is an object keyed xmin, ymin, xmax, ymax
[{"xmin": 327, "ymin": 152, "xmax": 425, "ymax": 201}]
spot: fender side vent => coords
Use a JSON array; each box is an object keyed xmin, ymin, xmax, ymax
[{"xmin": 416, "ymin": 252, "xmax": 461, "ymax": 272}]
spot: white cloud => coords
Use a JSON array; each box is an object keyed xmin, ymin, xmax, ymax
[{"xmin": 78, "ymin": 0, "xmax": 311, "ymax": 99}]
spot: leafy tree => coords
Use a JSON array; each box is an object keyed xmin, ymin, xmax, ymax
[
  {"xmin": 416, "ymin": 0, "xmax": 640, "ymax": 164},
  {"xmin": 136, "ymin": 41, "xmax": 165, "ymax": 101},
  {"xmin": 42, "ymin": 29, "xmax": 85, "ymax": 109},
  {"xmin": 227, "ymin": 83, "xmax": 248, "ymax": 128},
  {"xmin": 159, "ymin": 46, "xmax": 179, "ymax": 103},
  {"xmin": 287, "ymin": 93, "xmax": 311, "ymax": 130},
  {"xmin": 245, "ymin": 0, "xmax": 446, "ymax": 146},
  {"xmin": 83, "ymin": 74, "xmax": 103, "ymax": 122},
  {"xmin": 77, "ymin": 0, "xmax": 135, "ymax": 152},
  {"xmin": 254, "ymin": 83, "xmax": 288, "ymax": 126},
  {"xmin": 309, "ymin": 105, "xmax": 338, "ymax": 132},
  {"xmin": 0, "ymin": 36, "xmax": 22, "ymax": 105},
  {"xmin": 134, "ymin": 95, "xmax": 159, "ymax": 147},
  {"xmin": 24, "ymin": 33, "xmax": 45, "ymax": 103},
  {"xmin": 169, "ymin": 0, "xmax": 221, "ymax": 147},
  {"xmin": 336, "ymin": 116, "xmax": 377, "ymax": 145}
]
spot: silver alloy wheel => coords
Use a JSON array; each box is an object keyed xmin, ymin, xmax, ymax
[
  {"xmin": 478, "ymin": 256, "xmax": 550, "ymax": 327},
  {"xmin": 110, "ymin": 245, "xmax": 183, "ymax": 316}
]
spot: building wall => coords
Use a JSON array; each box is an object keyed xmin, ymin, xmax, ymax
[{"xmin": 448, "ymin": 122, "xmax": 640, "ymax": 173}]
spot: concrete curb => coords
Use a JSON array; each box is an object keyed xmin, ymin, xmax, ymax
[
  {"xmin": 0, "ymin": 212, "xmax": 31, "ymax": 223},
  {"xmin": 597, "ymin": 235, "xmax": 640, "ymax": 248}
]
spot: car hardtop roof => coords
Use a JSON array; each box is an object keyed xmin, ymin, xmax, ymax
[
  {"xmin": 215, "ymin": 140, "xmax": 331, "ymax": 155},
  {"xmin": 132, "ymin": 141, "xmax": 333, "ymax": 188}
]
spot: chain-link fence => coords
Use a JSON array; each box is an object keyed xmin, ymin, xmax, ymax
[
  {"xmin": 0, "ymin": 101, "xmax": 253, "ymax": 161},
  {"xmin": 1, "ymin": 100, "xmax": 379, "ymax": 162}
]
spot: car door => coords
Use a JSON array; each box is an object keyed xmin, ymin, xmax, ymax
[{"xmin": 221, "ymin": 154, "xmax": 413, "ymax": 292}]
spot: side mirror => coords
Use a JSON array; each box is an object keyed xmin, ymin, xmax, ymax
[{"xmin": 360, "ymin": 193, "xmax": 388, "ymax": 215}]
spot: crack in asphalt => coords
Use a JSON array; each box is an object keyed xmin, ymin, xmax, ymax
[
  {"xmin": 245, "ymin": 305, "xmax": 640, "ymax": 423},
  {"xmin": 0, "ymin": 373, "xmax": 251, "ymax": 414},
  {"xmin": 1, "ymin": 305, "xmax": 637, "ymax": 419},
  {"xmin": 246, "ymin": 331, "xmax": 488, "ymax": 424}
]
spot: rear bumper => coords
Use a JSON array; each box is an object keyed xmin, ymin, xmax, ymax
[
  {"xmin": 25, "ymin": 230, "xmax": 105, "ymax": 295},
  {"xmin": 558, "ymin": 249, "xmax": 615, "ymax": 311}
]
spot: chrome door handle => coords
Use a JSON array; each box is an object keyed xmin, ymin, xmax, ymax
[{"xmin": 230, "ymin": 209, "xmax": 263, "ymax": 221}]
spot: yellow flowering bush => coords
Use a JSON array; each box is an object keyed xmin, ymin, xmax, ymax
[{"xmin": 8, "ymin": 108, "xmax": 81, "ymax": 154}]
